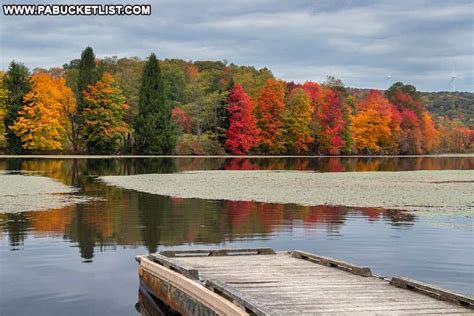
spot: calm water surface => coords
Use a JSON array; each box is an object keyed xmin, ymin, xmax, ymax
[{"xmin": 0, "ymin": 157, "xmax": 473, "ymax": 315}]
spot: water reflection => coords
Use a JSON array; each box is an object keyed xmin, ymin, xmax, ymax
[
  {"xmin": 0, "ymin": 155, "xmax": 469, "ymax": 259},
  {"xmin": 0, "ymin": 195, "xmax": 417, "ymax": 260}
]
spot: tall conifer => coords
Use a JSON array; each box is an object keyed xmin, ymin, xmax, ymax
[
  {"xmin": 76, "ymin": 47, "xmax": 99, "ymax": 111},
  {"xmin": 4, "ymin": 61, "xmax": 31, "ymax": 153},
  {"xmin": 134, "ymin": 53, "xmax": 176, "ymax": 154}
]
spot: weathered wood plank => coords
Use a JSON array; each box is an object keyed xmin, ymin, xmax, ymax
[
  {"xmin": 390, "ymin": 277, "xmax": 474, "ymax": 308},
  {"xmin": 139, "ymin": 249, "xmax": 473, "ymax": 314},
  {"xmin": 205, "ymin": 279, "xmax": 271, "ymax": 316},
  {"xmin": 148, "ymin": 253, "xmax": 200, "ymax": 280},
  {"xmin": 140, "ymin": 257, "xmax": 248, "ymax": 316},
  {"xmin": 291, "ymin": 250, "xmax": 373, "ymax": 277},
  {"xmin": 160, "ymin": 248, "xmax": 275, "ymax": 257}
]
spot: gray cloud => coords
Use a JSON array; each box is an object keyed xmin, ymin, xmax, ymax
[{"xmin": 1, "ymin": 0, "xmax": 473, "ymax": 91}]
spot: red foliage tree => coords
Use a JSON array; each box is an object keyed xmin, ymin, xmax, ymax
[
  {"xmin": 385, "ymin": 83, "xmax": 439, "ymax": 154},
  {"xmin": 172, "ymin": 107, "xmax": 193, "ymax": 133},
  {"xmin": 225, "ymin": 84, "xmax": 260, "ymax": 154},
  {"xmin": 255, "ymin": 79, "xmax": 286, "ymax": 153},
  {"xmin": 302, "ymin": 81, "xmax": 346, "ymax": 154},
  {"xmin": 398, "ymin": 109, "xmax": 423, "ymax": 154}
]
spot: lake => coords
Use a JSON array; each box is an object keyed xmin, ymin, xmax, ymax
[{"xmin": 0, "ymin": 156, "xmax": 473, "ymax": 315}]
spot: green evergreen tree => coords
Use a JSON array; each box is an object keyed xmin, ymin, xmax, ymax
[
  {"xmin": 4, "ymin": 61, "xmax": 31, "ymax": 153},
  {"xmin": 76, "ymin": 47, "xmax": 99, "ymax": 111},
  {"xmin": 134, "ymin": 53, "xmax": 176, "ymax": 154},
  {"xmin": 216, "ymin": 77, "xmax": 234, "ymax": 144}
]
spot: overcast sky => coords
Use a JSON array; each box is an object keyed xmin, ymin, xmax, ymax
[{"xmin": 1, "ymin": 0, "xmax": 473, "ymax": 91}]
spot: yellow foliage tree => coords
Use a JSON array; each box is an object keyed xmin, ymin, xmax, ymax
[
  {"xmin": 10, "ymin": 73, "xmax": 75, "ymax": 150},
  {"xmin": 0, "ymin": 71, "xmax": 8, "ymax": 148}
]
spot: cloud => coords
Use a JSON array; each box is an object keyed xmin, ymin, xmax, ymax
[{"xmin": 1, "ymin": 0, "xmax": 472, "ymax": 91}]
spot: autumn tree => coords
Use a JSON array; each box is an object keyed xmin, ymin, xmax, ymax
[
  {"xmin": 436, "ymin": 117, "xmax": 472, "ymax": 152},
  {"xmin": 225, "ymin": 84, "xmax": 259, "ymax": 154},
  {"xmin": 10, "ymin": 73, "xmax": 73, "ymax": 150},
  {"xmin": 350, "ymin": 91, "xmax": 394, "ymax": 154},
  {"xmin": 172, "ymin": 107, "xmax": 193, "ymax": 133},
  {"xmin": 398, "ymin": 109, "xmax": 423, "ymax": 154},
  {"xmin": 4, "ymin": 61, "xmax": 31, "ymax": 153},
  {"xmin": 420, "ymin": 112, "xmax": 439, "ymax": 153},
  {"xmin": 302, "ymin": 82, "xmax": 346, "ymax": 154},
  {"xmin": 231, "ymin": 65, "xmax": 274, "ymax": 99},
  {"xmin": 283, "ymin": 88, "xmax": 313, "ymax": 154},
  {"xmin": 385, "ymin": 82, "xmax": 429, "ymax": 154},
  {"xmin": 134, "ymin": 53, "xmax": 176, "ymax": 154},
  {"xmin": 104, "ymin": 56, "xmax": 144, "ymax": 122},
  {"xmin": 0, "ymin": 71, "xmax": 8, "ymax": 148},
  {"xmin": 81, "ymin": 73, "xmax": 129, "ymax": 153},
  {"xmin": 255, "ymin": 79, "xmax": 286, "ymax": 153},
  {"xmin": 324, "ymin": 76, "xmax": 353, "ymax": 154}
]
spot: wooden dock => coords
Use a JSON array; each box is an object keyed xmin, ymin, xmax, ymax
[{"xmin": 136, "ymin": 248, "xmax": 474, "ymax": 315}]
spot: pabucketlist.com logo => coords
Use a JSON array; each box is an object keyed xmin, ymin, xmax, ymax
[{"xmin": 3, "ymin": 4, "xmax": 151, "ymax": 16}]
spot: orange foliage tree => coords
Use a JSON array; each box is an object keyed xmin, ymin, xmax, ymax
[
  {"xmin": 437, "ymin": 116, "xmax": 472, "ymax": 152},
  {"xmin": 420, "ymin": 112, "xmax": 439, "ymax": 153},
  {"xmin": 81, "ymin": 72, "xmax": 129, "ymax": 153},
  {"xmin": 350, "ymin": 90, "xmax": 395, "ymax": 154},
  {"xmin": 284, "ymin": 88, "xmax": 313, "ymax": 153},
  {"xmin": 255, "ymin": 79, "xmax": 286, "ymax": 153},
  {"xmin": 10, "ymin": 73, "xmax": 74, "ymax": 150}
]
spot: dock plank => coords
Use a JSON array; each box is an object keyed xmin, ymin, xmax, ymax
[{"xmin": 160, "ymin": 251, "xmax": 473, "ymax": 314}]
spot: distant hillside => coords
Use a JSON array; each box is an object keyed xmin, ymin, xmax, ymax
[
  {"xmin": 348, "ymin": 88, "xmax": 474, "ymax": 128},
  {"xmin": 421, "ymin": 91, "xmax": 474, "ymax": 128}
]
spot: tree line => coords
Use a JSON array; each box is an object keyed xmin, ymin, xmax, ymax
[{"xmin": 0, "ymin": 47, "xmax": 472, "ymax": 155}]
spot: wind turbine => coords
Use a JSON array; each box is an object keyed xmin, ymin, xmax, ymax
[{"xmin": 449, "ymin": 65, "xmax": 462, "ymax": 92}]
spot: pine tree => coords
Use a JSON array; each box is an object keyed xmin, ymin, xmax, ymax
[
  {"xmin": 4, "ymin": 61, "xmax": 31, "ymax": 153},
  {"xmin": 76, "ymin": 47, "xmax": 99, "ymax": 111},
  {"xmin": 216, "ymin": 77, "xmax": 234, "ymax": 144},
  {"xmin": 134, "ymin": 53, "xmax": 176, "ymax": 154}
]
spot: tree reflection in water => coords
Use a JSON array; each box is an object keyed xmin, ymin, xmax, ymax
[{"xmin": 0, "ymin": 155, "xmax": 470, "ymax": 261}]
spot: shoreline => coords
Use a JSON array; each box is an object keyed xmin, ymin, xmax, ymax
[{"xmin": 0, "ymin": 153, "xmax": 473, "ymax": 159}]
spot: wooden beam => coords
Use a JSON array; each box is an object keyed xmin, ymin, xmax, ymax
[
  {"xmin": 291, "ymin": 250, "xmax": 373, "ymax": 277},
  {"xmin": 159, "ymin": 248, "xmax": 276, "ymax": 258},
  {"xmin": 390, "ymin": 277, "xmax": 474, "ymax": 308}
]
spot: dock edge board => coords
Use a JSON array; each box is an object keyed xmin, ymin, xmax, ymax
[
  {"xmin": 390, "ymin": 277, "xmax": 474, "ymax": 308},
  {"xmin": 291, "ymin": 250, "xmax": 373, "ymax": 277},
  {"xmin": 139, "ymin": 256, "xmax": 249, "ymax": 316},
  {"xmin": 159, "ymin": 248, "xmax": 276, "ymax": 257}
]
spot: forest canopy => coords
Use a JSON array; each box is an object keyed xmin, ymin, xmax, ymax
[{"xmin": 1, "ymin": 47, "xmax": 472, "ymax": 154}]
